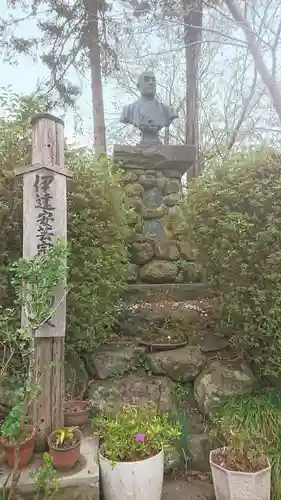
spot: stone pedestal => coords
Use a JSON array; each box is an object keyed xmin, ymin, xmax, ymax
[{"xmin": 114, "ymin": 144, "xmax": 204, "ymax": 286}]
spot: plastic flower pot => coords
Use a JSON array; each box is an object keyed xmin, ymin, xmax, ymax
[
  {"xmin": 99, "ymin": 447, "xmax": 164, "ymax": 500},
  {"xmin": 64, "ymin": 400, "xmax": 91, "ymax": 427},
  {"xmin": 0, "ymin": 425, "xmax": 36, "ymax": 469},
  {"xmin": 210, "ymin": 447, "xmax": 271, "ymax": 500},
  {"xmin": 48, "ymin": 427, "xmax": 82, "ymax": 471}
]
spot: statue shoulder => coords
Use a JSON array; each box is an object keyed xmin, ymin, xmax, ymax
[
  {"xmin": 120, "ymin": 101, "xmax": 138, "ymax": 123},
  {"xmin": 163, "ymin": 102, "xmax": 178, "ymax": 120}
]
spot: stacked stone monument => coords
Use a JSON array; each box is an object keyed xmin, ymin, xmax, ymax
[{"xmin": 114, "ymin": 71, "xmax": 203, "ymax": 287}]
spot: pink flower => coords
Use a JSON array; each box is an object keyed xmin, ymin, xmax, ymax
[{"xmin": 135, "ymin": 433, "xmax": 145, "ymax": 443}]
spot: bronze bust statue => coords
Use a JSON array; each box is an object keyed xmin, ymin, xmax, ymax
[{"xmin": 120, "ymin": 71, "xmax": 178, "ymax": 145}]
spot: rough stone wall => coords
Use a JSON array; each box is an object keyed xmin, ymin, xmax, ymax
[
  {"xmin": 0, "ymin": 300, "xmax": 260, "ymax": 474},
  {"xmin": 66, "ymin": 302, "xmax": 258, "ymax": 473},
  {"xmin": 124, "ymin": 166, "xmax": 203, "ymax": 284}
]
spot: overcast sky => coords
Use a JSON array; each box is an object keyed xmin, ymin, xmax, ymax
[
  {"xmin": 0, "ymin": 0, "xmax": 125, "ymax": 147},
  {"xmin": 2, "ymin": 1, "xmax": 281, "ymax": 151}
]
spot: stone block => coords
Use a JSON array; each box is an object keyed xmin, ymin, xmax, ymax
[
  {"xmin": 194, "ymin": 360, "xmax": 258, "ymax": 417},
  {"xmin": 142, "ymin": 219, "xmax": 167, "ymax": 240},
  {"xmin": 156, "ymin": 177, "xmax": 167, "ymax": 191},
  {"xmin": 140, "ymin": 260, "xmax": 178, "ymax": 283},
  {"xmin": 123, "ymin": 171, "xmax": 139, "ymax": 183},
  {"xmin": 87, "ymin": 342, "xmax": 145, "ymax": 379},
  {"xmin": 164, "ymin": 193, "xmax": 181, "ymax": 207},
  {"xmin": 164, "ymin": 179, "xmax": 181, "ymax": 195},
  {"xmin": 146, "ymin": 346, "xmax": 205, "ymax": 382},
  {"xmin": 125, "ymin": 182, "xmax": 144, "ymax": 197},
  {"xmin": 0, "ymin": 437, "xmax": 99, "ymax": 500},
  {"xmin": 165, "ymin": 170, "xmax": 182, "ymax": 179},
  {"xmin": 131, "ymin": 241, "xmax": 154, "ymax": 265},
  {"xmin": 143, "ymin": 204, "xmax": 167, "ymax": 219},
  {"xmin": 139, "ymin": 173, "xmax": 158, "ymax": 188},
  {"xmin": 131, "ymin": 168, "xmax": 145, "ymax": 175},
  {"xmin": 89, "ymin": 373, "xmax": 176, "ymax": 414},
  {"xmin": 155, "ymin": 240, "xmax": 179, "ymax": 260},
  {"xmin": 133, "ymin": 233, "xmax": 146, "ymax": 242},
  {"xmin": 143, "ymin": 187, "xmax": 163, "ymax": 208},
  {"xmin": 146, "ymin": 170, "xmax": 158, "ymax": 175},
  {"xmin": 167, "ymin": 205, "xmax": 187, "ymax": 237}
]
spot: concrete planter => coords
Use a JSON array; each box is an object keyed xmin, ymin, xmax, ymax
[
  {"xmin": 99, "ymin": 448, "xmax": 164, "ymax": 500},
  {"xmin": 210, "ymin": 448, "xmax": 271, "ymax": 500}
]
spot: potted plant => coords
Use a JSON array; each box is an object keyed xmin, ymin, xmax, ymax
[
  {"xmin": 0, "ymin": 241, "xmax": 68, "ymax": 476},
  {"xmin": 64, "ymin": 400, "xmax": 91, "ymax": 427},
  {"xmin": 0, "ymin": 401, "xmax": 36, "ymax": 468},
  {"xmin": 210, "ymin": 429, "xmax": 271, "ymax": 500},
  {"xmin": 93, "ymin": 404, "xmax": 181, "ymax": 500},
  {"xmin": 48, "ymin": 427, "xmax": 82, "ymax": 470}
]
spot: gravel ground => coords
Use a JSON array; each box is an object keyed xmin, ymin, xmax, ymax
[{"xmin": 162, "ymin": 479, "xmax": 215, "ymax": 500}]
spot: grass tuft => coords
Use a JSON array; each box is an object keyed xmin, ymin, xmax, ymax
[{"xmin": 213, "ymin": 390, "xmax": 281, "ymax": 499}]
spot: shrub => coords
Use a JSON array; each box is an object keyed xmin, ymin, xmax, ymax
[
  {"xmin": 92, "ymin": 404, "xmax": 181, "ymax": 463},
  {"xmin": 0, "ymin": 90, "xmax": 47, "ymax": 307},
  {"xmin": 0, "ymin": 90, "xmax": 130, "ymax": 352},
  {"xmin": 67, "ymin": 151, "xmax": 130, "ymax": 351},
  {"xmin": 182, "ymin": 149, "xmax": 281, "ymax": 377}
]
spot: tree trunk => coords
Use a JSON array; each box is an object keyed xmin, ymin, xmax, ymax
[
  {"xmin": 83, "ymin": 0, "xmax": 106, "ymax": 153},
  {"xmin": 224, "ymin": 0, "xmax": 281, "ymax": 123},
  {"xmin": 183, "ymin": 0, "xmax": 202, "ymax": 176}
]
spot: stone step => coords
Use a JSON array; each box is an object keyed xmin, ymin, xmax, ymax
[
  {"xmin": 116, "ymin": 296, "xmax": 217, "ymax": 344},
  {"xmin": 125, "ymin": 283, "xmax": 211, "ymax": 302},
  {"xmin": 0, "ymin": 436, "xmax": 99, "ymax": 500}
]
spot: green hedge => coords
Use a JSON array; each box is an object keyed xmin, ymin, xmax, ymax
[
  {"xmin": 67, "ymin": 151, "xmax": 130, "ymax": 351},
  {"xmin": 182, "ymin": 150, "xmax": 281, "ymax": 377},
  {"xmin": 0, "ymin": 91, "xmax": 130, "ymax": 352}
]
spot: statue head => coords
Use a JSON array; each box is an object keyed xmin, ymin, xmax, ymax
[
  {"xmin": 137, "ymin": 71, "xmax": 156, "ymax": 98},
  {"xmin": 120, "ymin": 69, "xmax": 178, "ymax": 145}
]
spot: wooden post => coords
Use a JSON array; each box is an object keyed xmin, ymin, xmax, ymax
[{"xmin": 15, "ymin": 113, "xmax": 72, "ymax": 449}]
